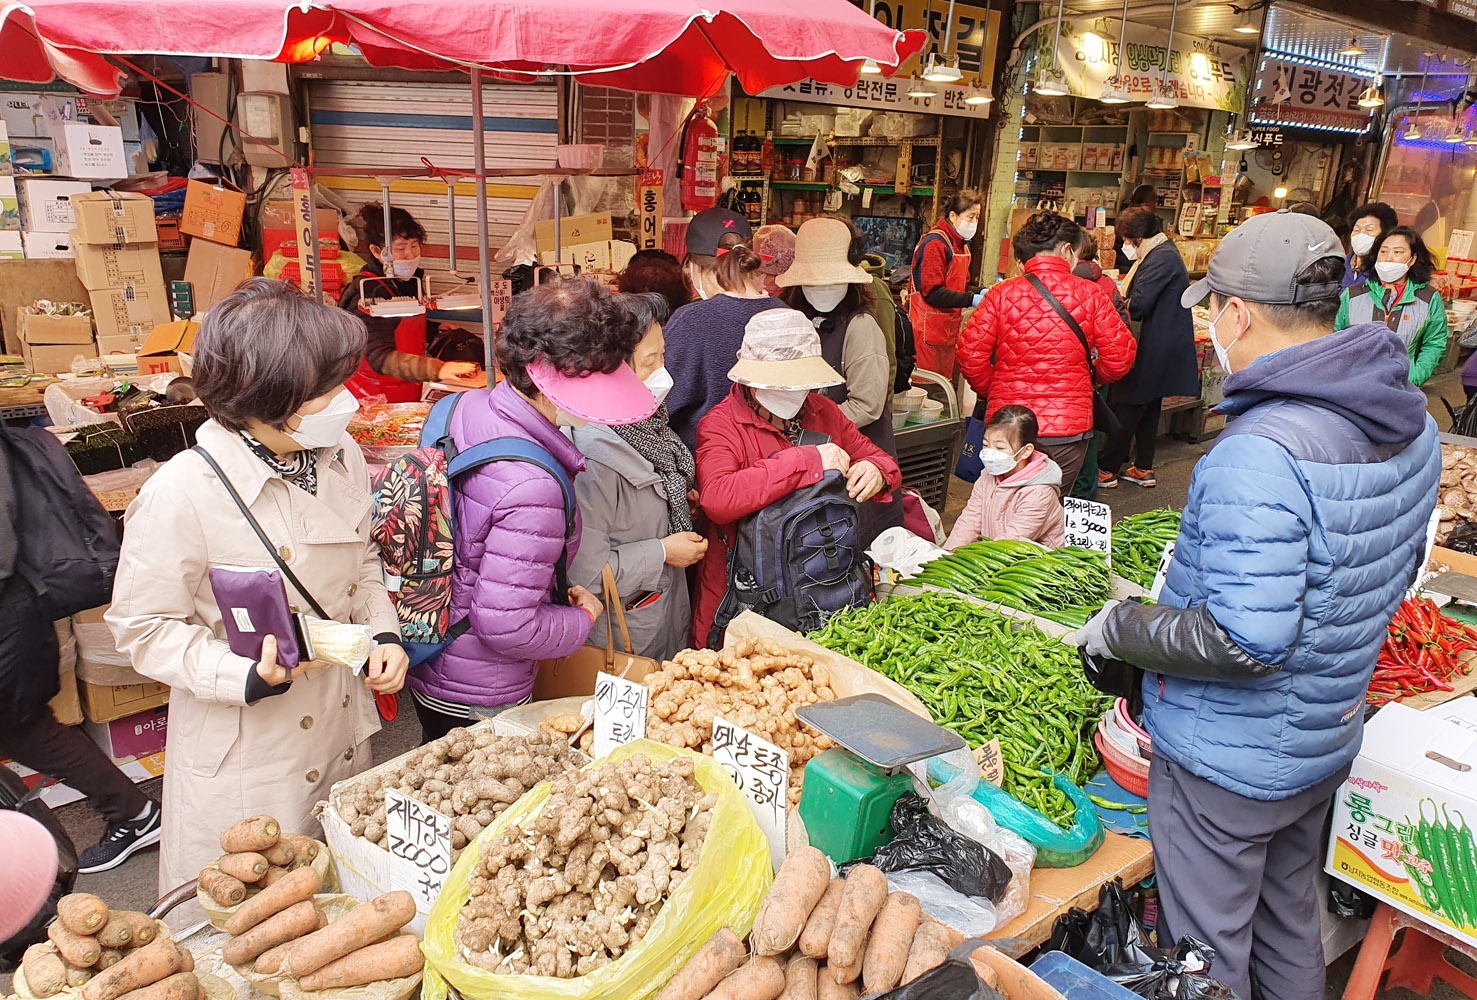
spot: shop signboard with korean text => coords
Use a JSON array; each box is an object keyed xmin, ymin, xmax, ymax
[
  {"xmin": 638, "ymin": 170, "xmax": 663, "ymax": 251},
  {"xmin": 1251, "ymin": 59, "xmax": 1372, "ymax": 131},
  {"xmin": 1042, "ymin": 19, "xmax": 1251, "ymax": 113},
  {"xmin": 760, "ymin": 76, "xmax": 992, "ymax": 121}
]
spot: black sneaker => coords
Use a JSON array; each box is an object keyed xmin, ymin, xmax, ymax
[{"xmin": 78, "ymin": 801, "xmax": 162, "ymax": 874}]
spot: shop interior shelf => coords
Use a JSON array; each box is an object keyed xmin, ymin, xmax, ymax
[
  {"xmin": 771, "ymin": 181, "xmax": 935, "ymax": 196},
  {"xmin": 770, "ymin": 181, "xmax": 832, "ymax": 190},
  {"xmin": 771, "ymin": 135, "xmax": 941, "ymax": 146}
]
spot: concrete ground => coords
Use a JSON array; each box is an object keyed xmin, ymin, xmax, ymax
[{"xmin": 12, "ymin": 371, "xmax": 1473, "ymax": 996}]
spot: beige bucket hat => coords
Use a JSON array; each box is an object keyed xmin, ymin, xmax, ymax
[
  {"xmin": 775, "ymin": 218, "xmax": 872, "ymax": 287},
  {"xmin": 728, "ymin": 309, "xmax": 844, "ymax": 390}
]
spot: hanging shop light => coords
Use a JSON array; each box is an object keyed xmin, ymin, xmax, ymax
[
  {"xmin": 1225, "ymin": 130, "xmax": 1259, "ymax": 150},
  {"xmin": 1100, "ymin": 82, "xmax": 1132, "ymax": 103},
  {"xmin": 965, "ymin": 79, "xmax": 995, "ymax": 105},
  {"xmin": 1340, "ymin": 36, "xmax": 1365, "ymax": 57},
  {"xmin": 860, "ymin": 58, "xmax": 883, "ymax": 75},
  {"xmin": 907, "ymin": 77, "xmax": 938, "ymax": 98},
  {"xmin": 1033, "ymin": 1, "xmax": 1071, "ymax": 95},
  {"xmin": 1233, "ymin": 10, "xmax": 1259, "ymax": 35},
  {"xmin": 1446, "ymin": 124, "xmax": 1467, "ymax": 144},
  {"xmin": 1402, "ymin": 118, "xmax": 1422, "ymax": 140},
  {"xmin": 922, "ymin": 53, "xmax": 964, "ymax": 82},
  {"xmin": 1357, "ymin": 81, "xmax": 1384, "ymax": 108},
  {"xmin": 1403, "ymin": 54, "xmax": 1429, "ymax": 141},
  {"xmin": 1098, "ymin": 0, "xmax": 1132, "ymax": 104},
  {"xmin": 1143, "ymin": 0, "xmax": 1181, "ymax": 110}
]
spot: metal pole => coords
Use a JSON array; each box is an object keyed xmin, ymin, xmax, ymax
[
  {"xmin": 471, "ymin": 68, "xmax": 495, "ymax": 374},
  {"xmin": 445, "ymin": 178, "xmax": 458, "ymax": 274}
]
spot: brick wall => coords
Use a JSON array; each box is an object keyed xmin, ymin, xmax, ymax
[{"xmin": 578, "ymin": 87, "xmax": 636, "ymax": 168}]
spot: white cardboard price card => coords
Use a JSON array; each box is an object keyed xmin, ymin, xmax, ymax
[
  {"xmin": 711, "ymin": 716, "xmax": 789, "ymax": 868},
  {"xmin": 384, "ymin": 789, "xmax": 451, "ymax": 909},
  {"xmin": 1149, "ymin": 541, "xmax": 1177, "ymax": 603},
  {"xmin": 593, "ymin": 671, "xmax": 648, "ymax": 759},
  {"xmin": 1062, "ymin": 497, "xmax": 1113, "ymax": 562}
]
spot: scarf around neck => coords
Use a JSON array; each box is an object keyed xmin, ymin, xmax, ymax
[{"xmin": 612, "ymin": 404, "xmax": 696, "ymax": 533}]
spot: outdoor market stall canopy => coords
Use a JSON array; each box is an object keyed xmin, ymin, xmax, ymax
[{"xmin": 0, "ymin": 0, "xmax": 925, "ymax": 97}]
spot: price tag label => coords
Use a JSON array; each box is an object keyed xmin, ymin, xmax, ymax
[
  {"xmin": 1411, "ymin": 507, "xmax": 1443, "ymax": 596},
  {"xmin": 973, "ymin": 738, "xmax": 1004, "ymax": 787},
  {"xmin": 1063, "ymin": 497, "xmax": 1113, "ymax": 563},
  {"xmin": 593, "ymin": 671, "xmax": 648, "ymax": 758},
  {"xmin": 384, "ymin": 790, "xmax": 450, "ymax": 908},
  {"xmin": 1149, "ymin": 541, "xmax": 1177, "ymax": 603},
  {"xmin": 711, "ymin": 717, "xmax": 789, "ymax": 868}
]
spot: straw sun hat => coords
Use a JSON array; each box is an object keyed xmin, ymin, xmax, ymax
[
  {"xmin": 728, "ymin": 309, "xmax": 844, "ymax": 391},
  {"xmin": 775, "ymin": 218, "xmax": 871, "ymax": 287}
]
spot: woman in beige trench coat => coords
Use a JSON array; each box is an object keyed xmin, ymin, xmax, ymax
[{"xmin": 108, "ymin": 279, "xmax": 408, "ymax": 896}]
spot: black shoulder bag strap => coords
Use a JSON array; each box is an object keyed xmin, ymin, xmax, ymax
[
  {"xmin": 1024, "ymin": 273, "xmax": 1121, "ymax": 435},
  {"xmin": 192, "ymin": 446, "xmax": 330, "ymax": 619}
]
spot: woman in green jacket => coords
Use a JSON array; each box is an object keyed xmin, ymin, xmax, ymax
[{"xmin": 1335, "ymin": 225, "xmax": 1449, "ymax": 386}]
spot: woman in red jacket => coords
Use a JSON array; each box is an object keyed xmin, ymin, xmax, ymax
[
  {"xmin": 692, "ymin": 309, "xmax": 901, "ymax": 647},
  {"xmin": 958, "ymin": 211, "xmax": 1136, "ymax": 493},
  {"xmin": 908, "ymin": 189, "xmax": 983, "ymax": 377}
]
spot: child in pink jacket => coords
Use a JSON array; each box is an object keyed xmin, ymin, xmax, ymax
[{"xmin": 945, "ymin": 405, "xmax": 1065, "ymax": 550}]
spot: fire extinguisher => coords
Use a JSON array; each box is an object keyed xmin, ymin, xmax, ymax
[{"xmin": 678, "ymin": 106, "xmax": 720, "ymax": 212}]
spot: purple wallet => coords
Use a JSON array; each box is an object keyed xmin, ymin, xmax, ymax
[{"xmin": 209, "ymin": 566, "xmax": 309, "ymax": 668}]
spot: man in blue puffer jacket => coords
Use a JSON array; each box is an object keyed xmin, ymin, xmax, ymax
[{"xmin": 1075, "ymin": 210, "xmax": 1441, "ymax": 1000}]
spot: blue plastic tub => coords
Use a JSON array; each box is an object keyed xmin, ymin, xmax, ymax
[{"xmin": 1030, "ymin": 951, "xmax": 1144, "ymax": 1000}]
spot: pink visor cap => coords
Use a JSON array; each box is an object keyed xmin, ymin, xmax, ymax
[{"xmin": 527, "ymin": 360, "xmax": 658, "ymax": 425}]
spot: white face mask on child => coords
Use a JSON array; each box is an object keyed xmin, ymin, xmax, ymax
[{"xmin": 978, "ymin": 446, "xmax": 1024, "ymax": 476}]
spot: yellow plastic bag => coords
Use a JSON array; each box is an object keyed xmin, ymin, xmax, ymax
[{"xmin": 421, "ymin": 740, "xmax": 772, "ymax": 1000}]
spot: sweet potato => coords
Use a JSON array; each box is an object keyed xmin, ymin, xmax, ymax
[
  {"xmin": 798, "ymin": 880, "xmax": 845, "ymax": 959},
  {"xmin": 259, "ymin": 865, "xmax": 290, "ymax": 888},
  {"xmin": 97, "ymin": 915, "xmax": 134, "ymax": 950},
  {"xmin": 222, "ymin": 900, "xmax": 319, "ymax": 967},
  {"xmin": 48, "ymin": 921, "xmax": 101, "ymax": 968},
  {"xmin": 284, "ymin": 891, "xmax": 416, "ymax": 976},
  {"xmin": 260, "ymin": 841, "xmax": 297, "ymax": 868},
  {"xmin": 65, "ymin": 964, "xmax": 95, "ymax": 987},
  {"xmin": 860, "ymin": 891, "xmax": 921, "ymax": 993},
  {"xmin": 220, "ymin": 816, "xmax": 280, "ymax": 854},
  {"xmin": 58, "ymin": 893, "xmax": 110, "ymax": 936},
  {"xmin": 816, "ymin": 964, "xmax": 859, "ymax": 1000},
  {"xmin": 297, "ymin": 933, "xmax": 424, "ymax": 990},
  {"xmin": 114, "ymin": 912, "xmax": 157, "ymax": 946},
  {"xmin": 22, "ymin": 943, "xmax": 67, "ymax": 998},
  {"xmin": 707, "ymin": 956, "xmax": 785, "ymax": 1000},
  {"xmin": 654, "ymin": 927, "xmax": 746, "ymax": 1000},
  {"xmin": 82, "ymin": 940, "xmax": 191, "ymax": 1000},
  {"xmin": 114, "ymin": 972, "xmax": 199, "ymax": 1000},
  {"xmin": 223, "ymin": 867, "xmax": 321, "ymax": 936},
  {"xmin": 779, "ymin": 956, "xmax": 818, "ymax": 1000},
  {"xmin": 282, "ymin": 835, "xmax": 320, "ymax": 863},
  {"xmin": 752, "ymin": 847, "xmax": 831, "ymax": 956},
  {"xmin": 825, "ymin": 865, "xmax": 887, "ymax": 972},
  {"xmin": 198, "ymin": 869, "xmax": 246, "ymax": 907},
  {"xmin": 901, "ymin": 921, "xmax": 959, "ymax": 985},
  {"xmin": 99, "ymin": 951, "xmax": 124, "ymax": 970},
  {"xmin": 218, "ymin": 852, "xmax": 269, "ymax": 883}
]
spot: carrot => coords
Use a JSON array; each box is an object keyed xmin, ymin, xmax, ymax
[
  {"xmin": 260, "ymin": 841, "xmax": 297, "ymax": 868},
  {"xmin": 798, "ymin": 880, "xmax": 845, "ymax": 959},
  {"xmin": 281, "ymin": 835, "xmax": 320, "ymax": 863},
  {"xmin": 825, "ymin": 865, "xmax": 887, "ymax": 972},
  {"xmin": 222, "ymin": 900, "xmax": 320, "ymax": 967},
  {"xmin": 99, "ymin": 951, "xmax": 124, "ymax": 970},
  {"xmin": 48, "ymin": 921, "xmax": 101, "ymax": 968},
  {"xmin": 816, "ymin": 964, "xmax": 859, "ymax": 1000},
  {"xmin": 114, "ymin": 972, "xmax": 199, "ymax": 1000},
  {"xmin": 218, "ymin": 852, "xmax": 269, "ymax": 883},
  {"xmin": 901, "ymin": 921, "xmax": 958, "ymax": 985},
  {"xmin": 65, "ymin": 964, "xmax": 95, "ymax": 987},
  {"xmin": 23, "ymin": 943, "xmax": 67, "ymax": 998},
  {"xmin": 284, "ymin": 891, "xmax": 416, "ymax": 976},
  {"xmin": 57, "ymin": 893, "xmax": 109, "ymax": 935},
  {"xmin": 830, "ymin": 955, "xmax": 862, "ymax": 986},
  {"xmin": 220, "ymin": 816, "xmax": 280, "ymax": 854},
  {"xmin": 297, "ymin": 933, "xmax": 424, "ymax": 990},
  {"xmin": 706, "ymin": 956, "xmax": 785, "ymax": 1000},
  {"xmin": 97, "ymin": 914, "xmax": 134, "ymax": 950},
  {"xmin": 860, "ymin": 891, "xmax": 921, "ymax": 993},
  {"xmin": 198, "ymin": 869, "xmax": 246, "ymax": 907},
  {"xmin": 655, "ymin": 927, "xmax": 746, "ymax": 1000},
  {"xmin": 223, "ymin": 867, "xmax": 321, "ymax": 937},
  {"xmin": 752, "ymin": 847, "xmax": 832, "ymax": 956},
  {"xmin": 114, "ymin": 912, "xmax": 158, "ymax": 947},
  {"xmin": 253, "ymin": 912, "xmax": 328, "ymax": 975},
  {"xmin": 82, "ymin": 940, "xmax": 192, "ymax": 1000},
  {"xmin": 259, "ymin": 865, "xmax": 290, "ymax": 888},
  {"xmin": 779, "ymin": 956, "xmax": 818, "ymax": 1000}
]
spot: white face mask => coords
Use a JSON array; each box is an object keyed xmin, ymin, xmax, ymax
[
  {"xmin": 287, "ymin": 388, "xmax": 358, "ymax": 450},
  {"xmin": 1207, "ymin": 300, "xmax": 1244, "ymax": 376},
  {"xmin": 1375, "ymin": 260, "xmax": 1410, "ymax": 283},
  {"xmin": 385, "ymin": 255, "xmax": 420, "ymax": 279},
  {"xmin": 979, "ymin": 445, "xmax": 1024, "ymax": 476},
  {"xmin": 555, "ymin": 408, "xmax": 588, "ymax": 429},
  {"xmin": 1120, "ymin": 242, "xmax": 1138, "ymax": 262},
  {"xmin": 755, "ymin": 387, "xmax": 809, "ymax": 420},
  {"xmin": 802, "ymin": 283, "xmax": 849, "ymax": 313},
  {"xmin": 643, "ymin": 365, "xmax": 674, "ymax": 408},
  {"xmin": 1350, "ymin": 232, "xmax": 1376, "ymax": 255},
  {"xmin": 953, "ymin": 218, "xmax": 978, "ymax": 241},
  {"xmin": 688, "ymin": 266, "xmax": 709, "ymax": 300}
]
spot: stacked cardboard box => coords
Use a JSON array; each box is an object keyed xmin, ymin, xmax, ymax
[
  {"xmin": 69, "ymin": 190, "xmax": 171, "ymax": 361},
  {"xmin": 0, "ymin": 174, "xmax": 20, "ymax": 261},
  {"xmin": 18, "ymin": 177, "xmax": 90, "ymax": 259},
  {"xmin": 17, "ymin": 304, "xmax": 94, "ymax": 375},
  {"xmin": 181, "ymin": 179, "xmax": 253, "ymax": 312}
]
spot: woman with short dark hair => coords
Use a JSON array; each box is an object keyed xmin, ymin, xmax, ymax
[
  {"xmin": 907, "ymin": 188, "xmax": 983, "ymax": 377},
  {"xmin": 1336, "ymin": 225, "xmax": 1450, "ymax": 386},
  {"xmin": 107, "ymin": 277, "xmax": 409, "ymax": 898},
  {"xmin": 1344, "ymin": 202, "xmax": 1399, "ymax": 289}
]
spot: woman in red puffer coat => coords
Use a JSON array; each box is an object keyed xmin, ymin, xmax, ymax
[{"xmin": 958, "ymin": 211, "xmax": 1136, "ymax": 493}]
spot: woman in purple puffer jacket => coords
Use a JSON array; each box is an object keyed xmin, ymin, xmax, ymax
[{"xmin": 408, "ymin": 279, "xmax": 658, "ymax": 741}]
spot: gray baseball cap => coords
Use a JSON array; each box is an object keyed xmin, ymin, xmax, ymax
[{"xmin": 1181, "ymin": 209, "xmax": 1345, "ymax": 309}]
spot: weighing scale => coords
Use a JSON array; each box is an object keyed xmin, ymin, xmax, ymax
[{"xmin": 796, "ymin": 694, "xmax": 966, "ymax": 864}]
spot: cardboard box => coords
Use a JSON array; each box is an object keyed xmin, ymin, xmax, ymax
[
  {"xmin": 23, "ymin": 230, "xmax": 76, "ymax": 258},
  {"xmin": 0, "ymin": 174, "xmax": 16, "ymax": 225},
  {"xmin": 538, "ymin": 239, "xmax": 637, "ymax": 273},
  {"xmin": 22, "ymin": 341, "xmax": 95, "ymax": 375},
  {"xmin": 74, "ymin": 604, "xmax": 110, "ymax": 626},
  {"xmin": 135, "ymin": 320, "xmax": 199, "ymax": 377},
  {"xmin": 85, "ymin": 705, "xmax": 168, "ymax": 762},
  {"xmin": 1327, "ymin": 698, "xmax": 1477, "ymax": 947},
  {"xmin": 2, "ymin": 94, "xmax": 140, "ymax": 142},
  {"xmin": 48, "ymin": 117, "xmax": 128, "ymax": 180},
  {"xmin": 535, "ymin": 211, "xmax": 613, "ymax": 253},
  {"xmin": 1430, "ymin": 545, "xmax": 1477, "ymax": 578},
  {"xmin": 181, "ymin": 179, "xmax": 246, "ymax": 246},
  {"xmin": 73, "ymin": 239, "xmax": 164, "ymax": 290},
  {"xmin": 184, "ymin": 239, "xmax": 253, "ymax": 311},
  {"xmin": 50, "ymin": 669, "xmax": 83, "ymax": 727},
  {"xmin": 18, "ymin": 307, "xmax": 93, "ymax": 345},
  {"xmin": 97, "ymin": 333, "xmax": 147, "ymax": 357},
  {"xmin": 0, "ymin": 230, "xmax": 20, "ymax": 260},
  {"xmin": 261, "ymin": 201, "xmax": 340, "ymax": 257},
  {"xmin": 17, "ymin": 178, "xmax": 91, "ymax": 233},
  {"xmin": 71, "ymin": 190, "xmax": 157, "ymax": 245},
  {"xmin": 89, "ymin": 283, "xmax": 171, "ymax": 340}
]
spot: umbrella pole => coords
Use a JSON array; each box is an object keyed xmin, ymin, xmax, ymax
[{"xmin": 471, "ymin": 68, "xmax": 495, "ymax": 375}]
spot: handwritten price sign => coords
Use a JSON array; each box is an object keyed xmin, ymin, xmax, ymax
[
  {"xmin": 594, "ymin": 671, "xmax": 648, "ymax": 758},
  {"xmin": 1149, "ymin": 541, "xmax": 1176, "ymax": 603},
  {"xmin": 385, "ymin": 790, "xmax": 450, "ymax": 908},
  {"xmin": 711, "ymin": 717, "xmax": 789, "ymax": 867},
  {"xmin": 1063, "ymin": 497, "xmax": 1113, "ymax": 563}
]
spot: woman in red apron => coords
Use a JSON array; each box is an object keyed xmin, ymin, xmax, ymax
[
  {"xmin": 339, "ymin": 205, "xmax": 479, "ymax": 402},
  {"xmin": 908, "ymin": 190, "xmax": 983, "ymax": 378}
]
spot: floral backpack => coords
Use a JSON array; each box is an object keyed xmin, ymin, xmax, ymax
[{"xmin": 369, "ymin": 390, "xmax": 575, "ymax": 665}]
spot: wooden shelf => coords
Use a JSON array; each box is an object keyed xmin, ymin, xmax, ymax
[
  {"xmin": 770, "ymin": 181, "xmax": 935, "ymax": 196},
  {"xmin": 771, "ymin": 135, "xmax": 941, "ymax": 147}
]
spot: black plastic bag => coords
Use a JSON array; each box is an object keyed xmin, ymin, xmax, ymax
[
  {"xmin": 860, "ymin": 793, "xmax": 1012, "ymax": 903},
  {"xmin": 862, "ymin": 937, "xmax": 1005, "ymax": 1000},
  {"xmin": 1447, "ymin": 522, "xmax": 1477, "ymax": 555},
  {"xmin": 0, "ymin": 766, "xmax": 77, "ymax": 964}
]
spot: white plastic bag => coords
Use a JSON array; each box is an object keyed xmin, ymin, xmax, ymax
[
  {"xmin": 883, "ymin": 869, "xmax": 998, "ymax": 937},
  {"xmin": 867, "ymin": 526, "xmax": 949, "ymax": 577},
  {"xmin": 928, "ymin": 750, "xmax": 1036, "ymax": 928}
]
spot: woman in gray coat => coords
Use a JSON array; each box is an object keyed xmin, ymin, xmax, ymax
[{"xmin": 571, "ymin": 293, "xmax": 707, "ymax": 660}]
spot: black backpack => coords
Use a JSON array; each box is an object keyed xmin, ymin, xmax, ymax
[
  {"xmin": 893, "ymin": 307, "xmax": 918, "ymax": 395},
  {"xmin": 1, "ymin": 428, "xmax": 120, "ymax": 619}
]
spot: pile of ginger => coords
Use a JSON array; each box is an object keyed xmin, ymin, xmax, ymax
[{"xmin": 454, "ymin": 753, "xmax": 715, "ymax": 979}]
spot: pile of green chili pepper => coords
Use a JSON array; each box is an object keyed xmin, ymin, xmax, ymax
[
  {"xmin": 1111, "ymin": 509, "xmax": 1181, "ymax": 590},
  {"xmin": 906, "ymin": 541, "xmax": 1112, "ymax": 628},
  {"xmin": 1401, "ymin": 798, "xmax": 1477, "ymax": 930},
  {"xmin": 808, "ymin": 593, "xmax": 1112, "ymax": 828}
]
